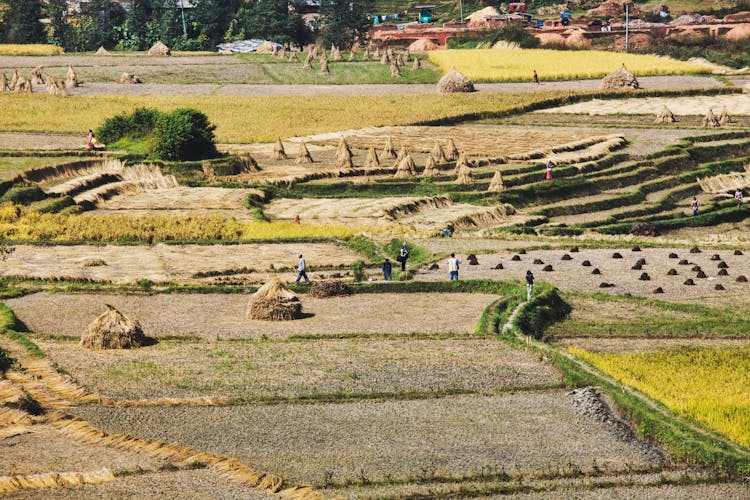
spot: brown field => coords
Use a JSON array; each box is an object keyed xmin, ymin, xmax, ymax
[
  {"xmin": 72, "ymin": 391, "xmax": 662, "ymax": 487},
  {"xmin": 35, "ymin": 337, "xmax": 561, "ymax": 400},
  {"xmin": 538, "ymin": 93, "xmax": 750, "ymax": 116},
  {"xmin": 558, "ymin": 337, "xmax": 750, "ymax": 354},
  {"xmin": 0, "ymin": 132, "xmax": 86, "ymax": 150},
  {"xmin": 6, "ymin": 292, "xmax": 497, "ymax": 339},
  {"xmin": 0, "ymin": 242, "xmax": 360, "ymax": 282}
]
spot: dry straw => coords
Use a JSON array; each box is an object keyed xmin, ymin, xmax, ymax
[
  {"xmin": 148, "ymin": 41, "xmax": 171, "ymax": 56},
  {"xmin": 302, "ymin": 52, "xmax": 313, "ymax": 69},
  {"xmin": 80, "ymin": 304, "xmax": 146, "ymax": 349},
  {"xmin": 455, "ymin": 163, "xmax": 475, "ymax": 184},
  {"xmin": 295, "ymin": 142, "xmax": 314, "ymax": 164},
  {"xmin": 422, "ymin": 154, "xmax": 439, "ymax": 177},
  {"xmin": 655, "ymin": 105, "xmax": 675, "ymax": 123},
  {"xmin": 488, "ymin": 170, "xmax": 504, "ymax": 192},
  {"xmin": 454, "ymin": 151, "xmax": 469, "ymax": 173},
  {"xmin": 364, "ymin": 146, "xmax": 380, "ymax": 168},
  {"xmin": 30, "ymin": 65, "xmax": 44, "ymax": 85},
  {"xmin": 601, "ymin": 64, "xmax": 639, "ymax": 90},
  {"xmin": 446, "ymin": 138, "xmax": 459, "ymax": 161},
  {"xmin": 380, "ymin": 53, "xmax": 388, "ymax": 64},
  {"xmin": 383, "ymin": 136, "xmax": 397, "ymax": 159},
  {"xmin": 319, "ymin": 59, "xmax": 330, "ymax": 75},
  {"xmin": 95, "ymin": 46, "xmax": 109, "ymax": 55},
  {"xmin": 703, "ymin": 108, "xmax": 720, "ymax": 127},
  {"xmin": 247, "ymin": 278, "xmax": 302, "ymax": 321},
  {"xmin": 0, "ymin": 73, "xmax": 7, "ymax": 93},
  {"xmin": 66, "ymin": 64, "xmax": 78, "ymax": 88},
  {"xmin": 272, "ymin": 138, "xmax": 288, "ymax": 160},
  {"xmin": 437, "ymin": 68, "xmax": 475, "ymax": 93},
  {"xmin": 390, "ymin": 62, "xmax": 401, "ymax": 77},
  {"xmin": 412, "ymin": 57, "xmax": 421, "ymax": 70},
  {"xmin": 431, "ymin": 141, "xmax": 447, "ymax": 163},
  {"xmin": 718, "ymin": 105, "xmax": 732, "ymax": 125},
  {"xmin": 394, "ymin": 151, "xmax": 417, "ymax": 178}
]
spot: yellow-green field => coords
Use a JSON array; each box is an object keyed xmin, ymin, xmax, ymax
[
  {"xmin": 571, "ymin": 346, "xmax": 750, "ymax": 448},
  {"xmin": 0, "ymin": 91, "xmax": 581, "ymax": 143},
  {"xmin": 428, "ymin": 49, "xmax": 712, "ymax": 82},
  {"xmin": 0, "ymin": 44, "xmax": 64, "ymax": 56}
]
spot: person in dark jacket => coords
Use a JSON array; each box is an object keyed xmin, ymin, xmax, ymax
[
  {"xmin": 382, "ymin": 259, "xmax": 392, "ymax": 281},
  {"xmin": 398, "ymin": 242, "xmax": 409, "ymax": 272},
  {"xmin": 525, "ymin": 270, "xmax": 534, "ymax": 300}
]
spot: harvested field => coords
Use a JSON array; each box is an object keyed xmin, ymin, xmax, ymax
[
  {"xmin": 72, "ymin": 391, "xmax": 662, "ymax": 486},
  {"xmin": 0, "ymin": 156, "xmax": 84, "ymax": 181},
  {"xmin": 505, "ymin": 482, "xmax": 750, "ymax": 499},
  {"xmin": 538, "ymin": 94, "xmax": 750, "ymax": 116},
  {"xmin": 0, "ymin": 242, "xmax": 359, "ymax": 282},
  {"xmin": 559, "ymin": 337, "xmax": 750, "ymax": 354},
  {"xmin": 35, "ymin": 338, "xmax": 561, "ymax": 400},
  {"xmin": 2, "ymin": 469, "xmax": 270, "ymax": 500},
  {"xmin": 0, "ymin": 132, "xmax": 85, "ymax": 150},
  {"xmin": 7, "ymin": 292, "xmax": 497, "ymax": 339}
]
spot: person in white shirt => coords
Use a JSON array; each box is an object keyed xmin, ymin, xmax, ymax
[
  {"xmin": 446, "ymin": 253, "xmax": 461, "ymax": 281},
  {"xmin": 295, "ymin": 254, "xmax": 310, "ymax": 284}
]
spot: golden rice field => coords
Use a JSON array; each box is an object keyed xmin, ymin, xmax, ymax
[
  {"xmin": 0, "ymin": 44, "xmax": 64, "ymax": 56},
  {"xmin": 1, "ymin": 91, "xmax": 581, "ymax": 143},
  {"xmin": 571, "ymin": 346, "xmax": 750, "ymax": 448},
  {"xmin": 0, "ymin": 204, "xmax": 380, "ymax": 242},
  {"xmin": 428, "ymin": 49, "xmax": 712, "ymax": 82}
]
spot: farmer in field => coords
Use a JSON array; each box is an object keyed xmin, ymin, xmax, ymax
[
  {"xmin": 532, "ymin": 69, "xmax": 540, "ymax": 85},
  {"xmin": 86, "ymin": 130, "xmax": 95, "ymax": 150},
  {"xmin": 735, "ymin": 189, "xmax": 744, "ymax": 207},
  {"xmin": 525, "ymin": 270, "xmax": 534, "ymax": 301},
  {"xmin": 446, "ymin": 253, "xmax": 461, "ymax": 281},
  {"xmin": 382, "ymin": 258, "xmax": 392, "ymax": 281},
  {"xmin": 545, "ymin": 159, "xmax": 553, "ymax": 180},
  {"xmin": 690, "ymin": 196, "xmax": 699, "ymax": 216},
  {"xmin": 397, "ymin": 242, "xmax": 409, "ymax": 272},
  {"xmin": 295, "ymin": 254, "xmax": 310, "ymax": 284}
]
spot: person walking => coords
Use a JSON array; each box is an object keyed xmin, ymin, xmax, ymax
[
  {"xmin": 295, "ymin": 254, "xmax": 310, "ymax": 284},
  {"xmin": 525, "ymin": 270, "xmax": 534, "ymax": 301},
  {"xmin": 446, "ymin": 253, "xmax": 461, "ymax": 281},
  {"xmin": 690, "ymin": 196, "xmax": 699, "ymax": 216},
  {"xmin": 382, "ymin": 258, "xmax": 392, "ymax": 281},
  {"xmin": 86, "ymin": 130, "xmax": 95, "ymax": 150},
  {"xmin": 532, "ymin": 69, "xmax": 540, "ymax": 84},
  {"xmin": 398, "ymin": 242, "xmax": 409, "ymax": 272},
  {"xmin": 735, "ymin": 189, "xmax": 744, "ymax": 207},
  {"xmin": 545, "ymin": 159, "xmax": 553, "ymax": 180}
]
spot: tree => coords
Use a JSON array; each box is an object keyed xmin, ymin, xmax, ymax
[
  {"xmin": 78, "ymin": 0, "xmax": 127, "ymax": 49},
  {"xmin": 157, "ymin": 0, "xmax": 185, "ymax": 46},
  {"xmin": 5, "ymin": 0, "xmax": 45, "ymax": 44},
  {"xmin": 45, "ymin": 0, "xmax": 72, "ymax": 49},
  {"xmin": 228, "ymin": 0, "xmax": 290, "ymax": 44},
  {"xmin": 318, "ymin": 0, "xmax": 374, "ymax": 49},
  {"xmin": 152, "ymin": 108, "xmax": 218, "ymax": 161},
  {"xmin": 190, "ymin": 0, "xmax": 240, "ymax": 47},
  {"xmin": 124, "ymin": 0, "xmax": 154, "ymax": 50}
]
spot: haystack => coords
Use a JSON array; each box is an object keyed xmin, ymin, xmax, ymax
[
  {"xmin": 422, "ymin": 154, "xmax": 439, "ymax": 177},
  {"xmin": 718, "ymin": 105, "xmax": 732, "ymax": 125},
  {"xmin": 120, "ymin": 72, "xmax": 142, "ymax": 84},
  {"xmin": 148, "ymin": 41, "xmax": 171, "ymax": 56},
  {"xmin": 382, "ymin": 136, "xmax": 397, "ymax": 159},
  {"xmin": 65, "ymin": 65, "xmax": 78, "ymax": 88},
  {"xmin": 488, "ymin": 170, "xmax": 504, "ymax": 192},
  {"xmin": 703, "ymin": 108, "xmax": 720, "ymax": 127},
  {"xmin": 348, "ymin": 50, "xmax": 355, "ymax": 61},
  {"xmin": 336, "ymin": 136, "xmax": 351, "ymax": 159},
  {"xmin": 309, "ymin": 280, "xmax": 351, "ymax": 298},
  {"xmin": 319, "ymin": 59, "xmax": 330, "ymax": 75},
  {"xmin": 437, "ymin": 68, "xmax": 475, "ymax": 93},
  {"xmin": 453, "ymin": 151, "xmax": 469, "ymax": 173},
  {"xmin": 54, "ymin": 79, "xmax": 68, "ymax": 97},
  {"xmin": 80, "ymin": 304, "xmax": 146, "ymax": 349},
  {"xmin": 393, "ymin": 145, "xmax": 408, "ymax": 167},
  {"xmin": 10, "ymin": 69, "xmax": 19, "ymax": 91},
  {"xmin": 295, "ymin": 142, "xmax": 314, "ymax": 164},
  {"xmin": 465, "ymin": 6, "xmax": 500, "ymax": 23},
  {"xmin": 431, "ymin": 141, "xmax": 447, "ymax": 163},
  {"xmin": 336, "ymin": 142, "xmax": 354, "ymax": 168},
  {"xmin": 202, "ymin": 161, "xmax": 215, "ymax": 179},
  {"xmin": 330, "ymin": 45, "xmax": 342, "ymax": 61},
  {"xmin": 565, "ymin": 30, "xmax": 592, "ymax": 49},
  {"xmin": 536, "ymin": 33, "xmax": 566, "ymax": 46},
  {"xmin": 0, "ymin": 73, "xmax": 7, "ymax": 93},
  {"xmin": 319, "ymin": 52, "xmax": 328, "ymax": 65},
  {"xmin": 390, "ymin": 62, "xmax": 401, "ymax": 77},
  {"xmin": 655, "ymin": 105, "xmax": 675, "ymax": 123},
  {"xmin": 246, "ymin": 279, "xmax": 302, "ymax": 321},
  {"xmin": 445, "ymin": 138, "xmax": 459, "ymax": 161},
  {"xmin": 30, "ymin": 66, "xmax": 44, "ymax": 85},
  {"xmin": 364, "ymin": 146, "xmax": 380, "ymax": 168},
  {"xmin": 14, "ymin": 76, "xmax": 31, "ymax": 93},
  {"xmin": 394, "ymin": 152, "xmax": 417, "ymax": 178},
  {"xmin": 395, "ymin": 54, "xmax": 404, "ymax": 67},
  {"xmin": 601, "ymin": 64, "xmax": 639, "ymax": 90},
  {"xmin": 95, "ymin": 46, "xmax": 110, "ymax": 55},
  {"xmin": 380, "ymin": 53, "xmax": 388, "ymax": 64},
  {"xmin": 289, "ymin": 52, "xmax": 299, "ymax": 63},
  {"xmin": 302, "ymin": 52, "xmax": 313, "ymax": 69},
  {"xmin": 408, "ymin": 39, "xmax": 439, "ymax": 52},
  {"xmin": 412, "ymin": 58, "xmax": 422, "ymax": 71},
  {"xmin": 271, "ymin": 138, "xmax": 288, "ymax": 160},
  {"xmin": 238, "ymin": 154, "xmax": 259, "ymax": 173},
  {"xmin": 455, "ymin": 163, "xmax": 474, "ymax": 184}
]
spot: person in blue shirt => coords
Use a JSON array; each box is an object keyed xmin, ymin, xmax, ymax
[{"xmin": 382, "ymin": 258, "xmax": 392, "ymax": 280}]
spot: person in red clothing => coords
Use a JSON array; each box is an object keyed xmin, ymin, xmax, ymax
[{"xmin": 545, "ymin": 159, "xmax": 553, "ymax": 180}]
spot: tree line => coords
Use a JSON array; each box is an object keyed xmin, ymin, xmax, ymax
[{"xmin": 0, "ymin": 0, "xmax": 375, "ymax": 51}]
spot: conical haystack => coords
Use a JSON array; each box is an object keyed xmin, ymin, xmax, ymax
[
  {"xmin": 394, "ymin": 152, "xmax": 417, "ymax": 178},
  {"xmin": 412, "ymin": 57, "xmax": 421, "ymax": 70},
  {"xmin": 246, "ymin": 279, "xmax": 302, "ymax": 321},
  {"xmin": 331, "ymin": 45, "xmax": 342, "ymax": 61},
  {"xmin": 393, "ymin": 145, "xmax": 408, "ymax": 167},
  {"xmin": 422, "ymin": 154, "xmax": 439, "ymax": 177},
  {"xmin": 319, "ymin": 59, "xmax": 330, "ymax": 75},
  {"xmin": 455, "ymin": 163, "xmax": 474, "ymax": 184},
  {"xmin": 296, "ymin": 142, "xmax": 314, "ymax": 164},
  {"xmin": 445, "ymin": 138, "xmax": 459, "ymax": 161},
  {"xmin": 202, "ymin": 160, "xmax": 215, "ymax": 179},
  {"xmin": 453, "ymin": 151, "xmax": 469, "ymax": 173},
  {"xmin": 488, "ymin": 170, "xmax": 504, "ymax": 192},
  {"xmin": 336, "ymin": 136, "xmax": 351, "ymax": 158},
  {"xmin": 380, "ymin": 53, "xmax": 388, "ymax": 65},
  {"xmin": 601, "ymin": 64, "xmax": 639, "ymax": 90},
  {"xmin": 148, "ymin": 41, "xmax": 171, "ymax": 56},
  {"xmin": 703, "ymin": 108, "xmax": 720, "ymax": 127},
  {"xmin": 10, "ymin": 69, "xmax": 19, "ymax": 91},
  {"xmin": 718, "ymin": 105, "xmax": 732, "ymax": 125},
  {"xmin": 271, "ymin": 138, "xmax": 288, "ymax": 160},
  {"xmin": 80, "ymin": 304, "xmax": 146, "ymax": 349},
  {"xmin": 14, "ymin": 76, "xmax": 31, "ymax": 93},
  {"xmin": 437, "ymin": 68, "xmax": 475, "ymax": 93},
  {"xmin": 395, "ymin": 54, "xmax": 404, "ymax": 67},
  {"xmin": 336, "ymin": 147, "xmax": 354, "ymax": 168},
  {"xmin": 302, "ymin": 52, "xmax": 313, "ymax": 69},
  {"xmin": 364, "ymin": 146, "xmax": 380, "ymax": 168},
  {"xmin": 30, "ymin": 66, "xmax": 44, "ymax": 85},
  {"xmin": 390, "ymin": 62, "xmax": 401, "ymax": 77},
  {"xmin": 65, "ymin": 64, "xmax": 78, "ymax": 88},
  {"xmin": 0, "ymin": 73, "xmax": 7, "ymax": 93},
  {"xmin": 382, "ymin": 136, "xmax": 397, "ymax": 159},
  {"xmin": 319, "ymin": 52, "xmax": 328, "ymax": 65},
  {"xmin": 655, "ymin": 105, "xmax": 675, "ymax": 123},
  {"xmin": 95, "ymin": 46, "xmax": 110, "ymax": 55},
  {"xmin": 238, "ymin": 154, "xmax": 259, "ymax": 173},
  {"xmin": 431, "ymin": 141, "xmax": 447, "ymax": 163}
]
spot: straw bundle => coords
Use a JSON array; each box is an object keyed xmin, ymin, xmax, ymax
[
  {"xmin": 404, "ymin": 49, "xmax": 410, "ymax": 62},
  {"xmin": 446, "ymin": 138, "xmax": 459, "ymax": 161},
  {"xmin": 288, "ymin": 51, "xmax": 299, "ymax": 62},
  {"xmin": 455, "ymin": 164, "xmax": 474, "ymax": 184},
  {"xmin": 271, "ymin": 138, "xmax": 288, "ymax": 160},
  {"xmin": 30, "ymin": 66, "xmax": 44, "ymax": 85},
  {"xmin": 336, "ymin": 145, "xmax": 354, "ymax": 168},
  {"xmin": 331, "ymin": 45, "xmax": 342, "ymax": 60},
  {"xmin": 95, "ymin": 46, "xmax": 110, "ymax": 55},
  {"xmin": 394, "ymin": 152, "xmax": 417, "ymax": 178},
  {"xmin": 80, "ymin": 304, "xmax": 146, "ymax": 349},
  {"xmin": 148, "ymin": 41, "xmax": 171, "ymax": 56},
  {"xmin": 309, "ymin": 280, "xmax": 351, "ymax": 298},
  {"xmin": 380, "ymin": 53, "xmax": 388, "ymax": 64},
  {"xmin": 373, "ymin": 47, "xmax": 380, "ymax": 58},
  {"xmin": 390, "ymin": 62, "xmax": 401, "ymax": 77},
  {"xmin": 430, "ymin": 141, "xmax": 447, "ymax": 163},
  {"xmin": 364, "ymin": 146, "xmax": 380, "ymax": 168},
  {"xmin": 302, "ymin": 52, "xmax": 313, "ymax": 69},
  {"xmin": 703, "ymin": 108, "xmax": 720, "ymax": 127},
  {"xmin": 655, "ymin": 105, "xmax": 675, "ymax": 123},
  {"xmin": 395, "ymin": 54, "xmax": 404, "ymax": 67},
  {"xmin": 202, "ymin": 161, "xmax": 215, "ymax": 179},
  {"xmin": 697, "ymin": 172, "xmax": 750, "ymax": 193},
  {"xmin": 488, "ymin": 170, "xmax": 504, "ymax": 192},
  {"xmin": 453, "ymin": 151, "xmax": 469, "ymax": 173},
  {"xmin": 422, "ymin": 154, "xmax": 439, "ymax": 177},
  {"xmin": 0, "ymin": 73, "xmax": 7, "ymax": 93},
  {"xmin": 65, "ymin": 64, "xmax": 78, "ymax": 88},
  {"xmin": 271, "ymin": 45, "xmax": 279, "ymax": 57},
  {"xmin": 348, "ymin": 50, "xmax": 355, "ymax": 61},
  {"xmin": 247, "ymin": 279, "xmax": 302, "ymax": 321},
  {"xmin": 14, "ymin": 76, "xmax": 31, "ymax": 93},
  {"xmin": 319, "ymin": 59, "xmax": 330, "ymax": 75},
  {"xmin": 279, "ymin": 47, "xmax": 287, "ymax": 59},
  {"xmin": 54, "ymin": 79, "xmax": 68, "ymax": 97},
  {"xmin": 718, "ymin": 105, "xmax": 732, "ymax": 125},
  {"xmin": 336, "ymin": 136, "xmax": 351, "ymax": 158},
  {"xmin": 9, "ymin": 70, "xmax": 19, "ymax": 91},
  {"xmin": 295, "ymin": 142, "xmax": 314, "ymax": 164},
  {"xmin": 382, "ymin": 136, "xmax": 397, "ymax": 159},
  {"xmin": 437, "ymin": 68, "xmax": 475, "ymax": 93},
  {"xmin": 412, "ymin": 57, "xmax": 421, "ymax": 70},
  {"xmin": 319, "ymin": 52, "xmax": 328, "ymax": 65},
  {"xmin": 119, "ymin": 72, "xmax": 142, "ymax": 84},
  {"xmin": 238, "ymin": 154, "xmax": 259, "ymax": 173},
  {"xmin": 601, "ymin": 64, "xmax": 639, "ymax": 90}
]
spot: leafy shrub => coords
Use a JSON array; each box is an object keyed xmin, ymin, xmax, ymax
[
  {"xmin": 152, "ymin": 108, "xmax": 218, "ymax": 161},
  {"xmin": 96, "ymin": 114, "xmax": 134, "ymax": 145},
  {"xmin": 351, "ymin": 260, "xmax": 367, "ymax": 282},
  {"xmin": 0, "ymin": 185, "xmax": 45, "ymax": 205},
  {"xmin": 515, "ymin": 286, "xmax": 571, "ymax": 339},
  {"xmin": 0, "ymin": 348, "xmax": 15, "ymax": 372}
]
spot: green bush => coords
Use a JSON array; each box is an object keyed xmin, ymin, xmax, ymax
[
  {"xmin": 152, "ymin": 108, "xmax": 218, "ymax": 161},
  {"xmin": 0, "ymin": 348, "xmax": 15, "ymax": 372},
  {"xmin": 351, "ymin": 260, "xmax": 367, "ymax": 282},
  {"xmin": 515, "ymin": 286, "xmax": 572, "ymax": 339},
  {"xmin": 0, "ymin": 185, "xmax": 45, "ymax": 205},
  {"xmin": 96, "ymin": 114, "xmax": 133, "ymax": 145}
]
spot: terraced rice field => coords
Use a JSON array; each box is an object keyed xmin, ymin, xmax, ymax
[{"xmin": 538, "ymin": 94, "xmax": 750, "ymax": 116}]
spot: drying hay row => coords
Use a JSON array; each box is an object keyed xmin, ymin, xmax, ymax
[
  {"xmin": 0, "ymin": 406, "xmax": 33, "ymax": 426},
  {"xmin": 12, "ymin": 358, "xmax": 98, "ymax": 404},
  {"xmin": 379, "ymin": 195, "xmax": 452, "ymax": 221},
  {"xmin": 451, "ymin": 204, "xmax": 516, "ymax": 229},
  {"xmin": 0, "ymin": 468, "xmax": 115, "ymax": 495},
  {"xmin": 17, "ymin": 159, "xmax": 103, "ymax": 184},
  {"xmin": 4, "ymin": 370, "xmax": 77, "ymax": 410},
  {"xmin": 70, "ymin": 164, "xmax": 178, "ymax": 206},
  {"xmin": 510, "ymin": 134, "xmax": 621, "ymax": 161},
  {"xmin": 697, "ymin": 172, "xmax": 750, "ymax": 193},
  {"xmin": 547, "ymin": 136, "xmax": 627, "ymax": 165}
]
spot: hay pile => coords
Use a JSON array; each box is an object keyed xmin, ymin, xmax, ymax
[
  {"xmin": 536, "ymin": 33, "xmax": 566, "ymax": 46},
  {"xmin": 725, "ymin": 24, "xmax": 750, "ymax": 41},
  {"xmin": 394, "ymin": 151, "xmax": 417, "ymax": 178},
  {"xmin": 601, "ymin": 64, "xmax": 639, "ymax": 90},
  {"xmin": 408, "ymin": 39, "xmax": 439, "ymax": 51},
  {"xmin": 445, "ymin": 138, "xmax": 459, "ymax": 161},
  {"xmin": 412, "ymin": 58, "xmax": 422, "ymax": 71},
  {"xmin": 80, "ymin": 304, "xmax": 146, "ymax": 349},
  {"xmin": 703, "ymin": 108, "xmax": 720, "ymax": 127},
  {"xmin": 319, "ymin": 59, "xmax": 330, "ymax": 75},
  {"xmin": 271, "ymin": 138, "xmax": 288, "ymax": 160},
  {"xmin": 0, "ymin": 73, "xmax": 7, "ymax": 93},
  {"xmin": 382, "ymin": 136, "xmax": 397, "ymax": 159},
  {"xmin": 336, "ymin": 137, "xmax": 354, "ymax": 168},
  {"xmin": 295, "ymin": 142, "xmax": 314, "ymax": 164},
  {"xmin": 488, "ymin": 170, "xmax": 504, "ymax": 192},
  {"xmin": 302, "ymin": 52, "xmax": 313, "ymax": 69},
  {"xmin": 202, "ymin": 161, "xmax": 215, "ymax": 179},
  {"xmin": 95, "ymin": 46, "xmax": 110, "ymax": 56},
  {"xmin": 120, "ymin": 72, "xmax": 142, "ymax": 84},
  {"xmin": 431, "ymin": 141, "xmax": 447, "ymax": 163},
  {"xmin": 364, "ymin": 146, "xmax": 380, "ymax": 168},
  {"xmin": 66, "ymin": 64, "xmax": 78, "ymax": 88},
  {"xmin": 655, "ymin": 106, "xmax": 675, "ymax": 123},
  {"xmin": 309, "ymin": 280, "xmax": 351, "ymax": 298},
  {"xmin": 455, "ymin": 164, "xmax": 474, "ymax": 184},
  {"xmin": 437, "ymin": 68, "xmax": 475, "ymax": 93},
  {"xmin": 148, "ymin": 41, "xmax": 171, "ymax": 56},
  {"xmin": 30, "ymin": 66, "xmax": 44, "ymax": 85},
  {"xmin": 422, "ymin": 154, "xmax": 439, "ymax": 176},
  {"xmin": 390, "ymin": 62, "xmax": 401, "ymax": 77},
  {"xmin": 246, "ymin": 279, "xmax": 302, "ymax": 321},
  {"xmin": 453, "ymin": 151, "xmax": 470, "ymax": 173},
  {"xmin": 718, "ymin": 105, "xmax": 732, "ymax": 125},
  {"xmin": 565, "ymin": 30, "xmax": 592, "ymax": 49}
]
